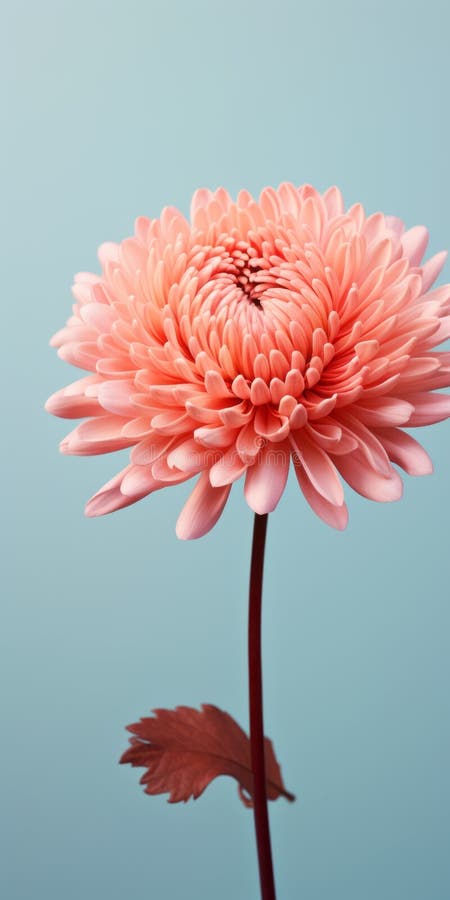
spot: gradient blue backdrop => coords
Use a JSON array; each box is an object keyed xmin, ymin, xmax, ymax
[{"xmin": 3, "ymin": 1, "xmax": 450, "ymax": 897}]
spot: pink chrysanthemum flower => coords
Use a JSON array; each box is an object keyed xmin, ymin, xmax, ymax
[{"xmin": 46, "ymin": 184, "xmax": 450, "ymax": 539}]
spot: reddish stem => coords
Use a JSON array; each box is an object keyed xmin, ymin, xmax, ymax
[{"xmin": 248, "ymin": 512, "xmax": 276, "ymax": 900}]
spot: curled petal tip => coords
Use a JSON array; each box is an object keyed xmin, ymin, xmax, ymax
[
  {"xmin": 84, "ymin": 499, "xmax": 99, "ymax": 518},
  {"xmin": 84, "ymin": 488, "xmax": 113, "ymax": 518}
]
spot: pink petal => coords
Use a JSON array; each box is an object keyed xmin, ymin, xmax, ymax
[
  {"xmin": 80, "ymin": 303, "xmax": 118, "ymax": 333},
  {"xmin": 401, "ymin": 226, "xmax": 429, "ymax": 266},
  {"xmin": 45, "ymin": 386, "xmax": 101, "ymax": 419},
  {"xmin": 236, "ymin": 422, "xmax": 264, "ymax": 462},
  {"xmin": 254, "ymin": 407, "xmax": 290, "ymax": 442},
  {"xmin": 385, "ymin": 216, "xmax": 405, "ymax": 238},
  {"xmin": 294, "ymin": 461, "xmax": 348, "ymax": 530},
  {"xmin": 167, "ymin": 439, "xmax": 216, "ymax": 473},
  {"xmin": 289, "ymin": 433, "xmax": 344, "ymax": 506},
  {"xmin": 151, "ymin": 456, "xmax": 193, "ymax": 483},
  {"xmin": 336, "ymin": 414, "xmax": 392, "ymax": 476},
  {"xmin": 244, "ymin": 445, "xmax": 290, "ymax": 514},
  {"xmin": 130, "ymin": 434, "xmax": 178, "ymax": 465},
  {"xmin": 176, "ymin": 472, "xmax": 231, "ymax": 540},
  {"xmin": 194, "ymin": 424, "xmax": 238, "ymax": 449},
  {"xmin": 374, "ymin": 428, "xmax": 433, "ymax": 476},
  {"xmin": 421, "ymin": 251, "xmax": 448, "ymax": 293},
  {"xmin": 334, "ymin": 451, "xmax": 403, "ymax": 502},
  {"xmin": 97, "ymin": 380, "xmax": 140, "ymax": 416},
  {"xmin": 351, "ymin": 397, "xmax": 414, "ymax": 427},
  {"xmin": 57, "ymin": 341, "xmax": 99, "ymax": 371},
  {"xmin": 50, "ymin": 324, "xmax": 96, "ymax": 347},
  {"xmin": 60, "ymin": 416, "xmax": 135, "ymax": 456},
  {"xmin": 85, "ymin": 466, "xmax": 148, "ymax": 517},
  {"xmin": 190, "ymin": 188, "xmax": 214, "ymax": 227},
  {"xmin": 120, "ymin": 465, "xmax": 162, "ymax": 498},
  {"xmin": 323, "ymin": 186, "xmax": 345, "ymax": 218},
  {"xmin": 406, "ymin": 391, "xmax": 450, "ymax": 426},
  {"xmin": 98, "ymin": 242, "xmax": 120, "ymax": 266},
  {"xmin": 209, "ymin": 448, "xmax": 248, "ymax": 486}
]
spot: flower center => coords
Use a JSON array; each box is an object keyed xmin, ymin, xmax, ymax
[{"xmin": 229, "ymin": 243, "xmax": 272, "ymax": 308}]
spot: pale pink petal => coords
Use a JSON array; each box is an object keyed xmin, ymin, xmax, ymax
[
  {"xmin": 401, "ymin": 226, "xmax": 429, "ymax": 266},
  {"xmin": 120, "ymin": 465, "xmax": 162, "ymax": 498},
  {"xmin": 176, "ymin": 472, "xmax": 231, "ymax": 540},
  {"xmin": 323, "ymin": 186, "xmax": 345, "ymax": 218},
  {"xmin": 57, "ymin": 341, "xmax": 99, "ymax": 371},
  {"xmin": 80, "ymin": 303, "xmax": 118, "ymax": 333},
  {"xmin": 385, "ymin": 215, "xmax": 405, "ymax": 238},
  {"xmin": 351, "ymin": 397, "xmax": 414, "ymax": 427},
  {"xmin": 60, "ymin": 416, "xmax": 135, "ymax": 456},
  {"xmin": 167, "ymin": 439, "xmax": 216, "ymax": 473},
  {"xmin": 290, "ymin": 433, "xmax": 344, "ymax": 505},
  {"xmin": 97, "ymin": 380, "xmax": 141, "ymax": 416},
  {"xmin": 85, "ymin": 467, "xmax": 149, "ymax": 517},
  {"xmin": 130, "ymin": 434, "xmax": 179, "ymax": 465},
  {"xmin": 190, "ymin": 189, "xmax": 214, "ymax": 225},
  {"xmin": 374, "ymin": 428, "xmax": 433, "ymax": 476},
  {"xmin": 194, "ymin": 424, "xmax": 238, "ymax": 449},
  {"xmin": 334, "ymin": 451, "xmax": 403, "ymax": 502},
  {"xmin": 45, "ymin": 386, "xmax": 101, "ymax": 419},
  {"xmin": 405, "ymin": 392, "xmax": 450, "ymax": 426},
  {"xmin": 294, "ymin": 460, "xmax": 348, "ymax": 530},
  {"xmin": 421, "ymin": 251, "xmax": 448, "ymax": 292},
  {"xmin": 98, "ymin": 242, "xmax": 120, "ymax": 266},
  {"xmin": 244, "ymin": 445, "xmax": 290, "ymax": 514},
  {"xmin": 209, "ymin": 448, "xmax": 248, "ymax": 486}
]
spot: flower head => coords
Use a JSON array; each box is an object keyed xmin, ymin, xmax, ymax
[{"xmin": 46, "ymin": 184, "xmax": 450, "ymax": 538}]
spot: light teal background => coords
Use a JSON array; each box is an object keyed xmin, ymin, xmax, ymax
[{"xmin": 3, "ymin": 1, "xmax": 450, "ymax": 898}]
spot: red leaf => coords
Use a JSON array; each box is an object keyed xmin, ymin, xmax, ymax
[{"xmin": 120, "ymin": 703, "xmax": 295, "ymax": 807}]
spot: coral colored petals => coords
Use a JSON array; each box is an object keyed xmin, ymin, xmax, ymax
[
  {"xmin": 97, "ymin": 380, "xmax": 141, "ymax": 416},
  {"xmin": 194, "ymin": 424, "xmax": 239, "ymax": 449},
  {"xmin": 45, "ymin": 384, "xmax": 102, "ymax": 419},
  {"xmin": 334, "ymin": 451, "xmax": 403, "ymax": 502},
  {"xmin": 209, "ymin": 448, "xmax": 248, "ymax": 487},
  {"xmin": 219, "ymin": 401, "xmax": 254, "ymax": 428},
  {"xmin": 289, "ymin": 433, "xmax": 344, "ymax": 505},
  {"xmin": 176, "ymin": 472, "xmax": 231, "ymax": 540},
  {"xmin": 60, "ymin": 416, "xmax": 136, "ymax": 456},
  {"xmin": 80, "ymin": 302, "xmax": 118, "ymax": 333},
  {"xmin": 244, "ymin": 445, "xmax": 290, "ymax": 515},
  {"xmin": 294, "ymin": 461, "xmax": 348, "ymax": 530},
  {"xmin": 421, "ymin": 251, "xmax": 448, "ymax": 293},
  {"xmin": 151, "ymin": 456, "xmax": 193, "ymax": 483},
  {"xmin": 374, "ymin": 428, "xmax": 433, "ymax": 476},
  {"xmin": 130, "ymin": 433, "xmax": 179, "ymax": 465},
  {"xmin": 351, "ymin": 397, "xmax": 415, "ymax": 427},
  {"xmin": 47, "ymin": 183, "xmax": 450, "ymax": 535},
  {"xmin": 250, "ymin": 378, "xmax": 271, "ymax": 405},
  {"xmin": 236, "ymin": 422, "xmax": 265, "ymax": 462},
  {"xmin": 254, "ymin": 407, "xmax": 290, "ymax": 442},
  {"xmin": 406, "ymin": 392, "xmax": 450, "ymax": 425},
  {"xmin": 57, "ymin": 341, "xmax": 100, "ymax": 371},
  {"xmin": 151, "ymin": 410, "xmax": 193, "ymax": 434},
  {"xmin": 85, "ymin": 467, "xmax": 150, "ymax": 517},
  {"xmin": 306, "ymin": 422, "xmax": 357, "ymax": 455},
  {"xmin": 335, "ymin": 413, "xmax": 392, "ymax": 476},
  {"xmin": 120, "ymin": 465, "xmax": 162, "ymax": 498},
  {"xmin": 401, "ymin": 226, "xmax": 429, "ymax": 267},
  {"xmin": 50, "ymin": 324, "xmax": 97, "ymax": 348},
  {"xmin": 167, "ymin": 439, "xmax": 219, "ymax": 473}
]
